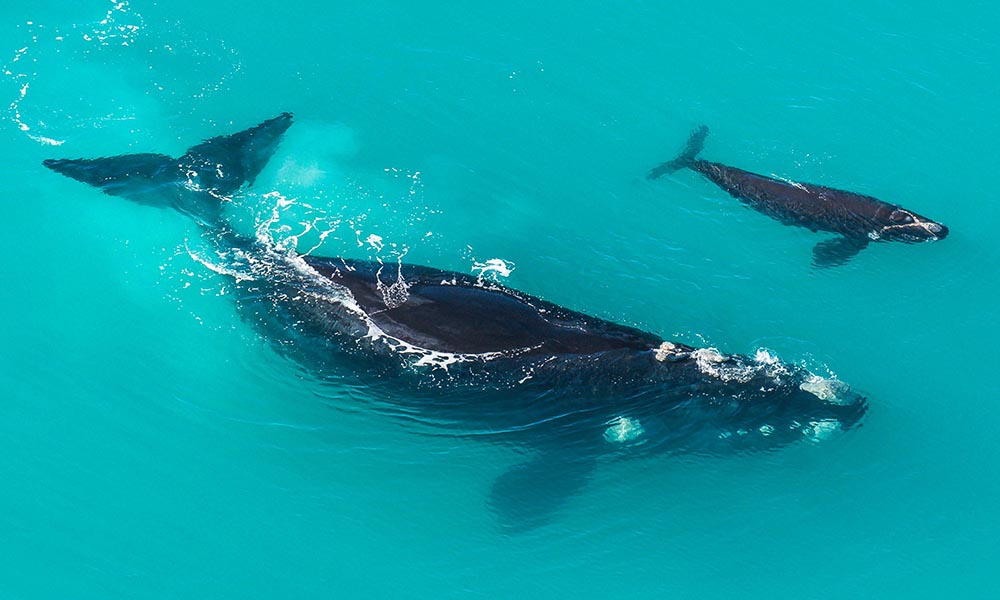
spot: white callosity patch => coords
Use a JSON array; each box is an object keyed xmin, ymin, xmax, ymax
[
  {"xmin": 670, "ymin": 345, "xmax": 798, "ymax": 384},
  {"xmin": 877, "ymin": 210, "xmax": 945, "ymax": 240},
  {"xmin": 603, "ymin": 416, "xmax": 645, "ymax": 444},
  {"xmin": 800, "ymin": 374, "xmax": 852, "ymax": 405},
  {"xmin": 661, "ymin": 344, "xmax": 857, "ymax": 411},
  {"xmin": 654, "ymin": 341, "xmax": 687, "ymax": 361},
  {"xmin": 693, "ymin": 347, "xmax": 726, "ymax": 364},
  {"xmin": 690, "ymin": 347, "xmax": 756, "ymax": 382}
]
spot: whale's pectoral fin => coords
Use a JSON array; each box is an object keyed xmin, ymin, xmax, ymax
[
  {"xmin": 812, "ymin": 236, "xmax": 869, "ymax": 268},
  {"xmin": 43, "ymin": 154, "xmax": 177, "ymax": 197},
  {"xmin": 488, "ymin": 452, "xmax": 596, "ymax": 533}
]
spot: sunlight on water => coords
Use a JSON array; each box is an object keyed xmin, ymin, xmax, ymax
[{"xmin": 2, "ymin": 0, "xmax": 999, "ymax": 598}]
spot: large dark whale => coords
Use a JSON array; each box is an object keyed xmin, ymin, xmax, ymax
[
  {"xmin": 647, "ymin": 127, "xmax": 949, "ymax": 267},
  {"xmin": 44, "ymin": 114, "xmax": 867, "ymax": 530}
]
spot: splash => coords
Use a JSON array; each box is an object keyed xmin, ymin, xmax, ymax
[
  {"xmin": 690, "ymin": 347, "xmax": 752, "ymax": 382},
  {"xmin": 4, "ymin": 1, "xmax": 242, "ymax": 146},
  {"xmin": 250, "ymin": 152, "xmax": 438, "ymax": 267},
  {"xmin": 4, "ymin": 43, "xmax": 63, "ymax": 145},
  {"xmin": 253, "ymin": 191, "xmax": 341, "ymax": 257},
  {"xmin": 3, "ymin": 1, "xmax": 143, "ymax": 144},
  {"xmin": 83, "ymin": 0, "xmax": 144, "ymax": 47},
  {"xmin": 471, "ymin": 258, "xmax": 515, "ymax": 282},
  {"xmin": 365, "ymin": 234, "xmax": 384, "ymax": 252},
  {"xmin": 374, "ymin": 259, "xmax": 410, "ymax": 310},
  {"xmin": 687, "ymin": 345, "xmax": 805, "ymax": 386}
]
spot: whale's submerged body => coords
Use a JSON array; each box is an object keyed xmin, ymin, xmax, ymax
[{"xmin": 45, "ymin": 114, "xmax": 867, "ymax": 530}]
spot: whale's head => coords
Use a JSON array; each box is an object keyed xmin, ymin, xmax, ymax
[
  {"xmin": 695, "ymin": 365, "xmax": 868, "ymax": 452},
  {"xmin": 877, "ymin": 208, "xmax": 948, "ymax": 242},
  {"xmin": 607, "ymin": 345, "xmax": 869, "ymax": 455}
]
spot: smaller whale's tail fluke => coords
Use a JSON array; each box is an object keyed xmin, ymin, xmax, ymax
[{"xmin": 647, "ymin": 125, "xmax": 709, "ymax": 179}]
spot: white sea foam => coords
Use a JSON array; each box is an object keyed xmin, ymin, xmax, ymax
[
  {"xmin": 363, "ymin": 321, "xmax": 517, "ymax": 372},
  {"xmin": 374, "ymin": 261, "xmax": 410, "ymax": 309},
  {"xmin": 86, "ymin": 0, "xmax": 144, "ymax": 47},
  {"xmin": 691, "ymin": 347, "xmax": 757, "ymax": 382},
  {"xmin": 472, "ymin": 258, "xmax": 514, "ymax": 281},
  {"xmin": 685, "ymin": 345, "xmax": 806, "ymax": 385},
  {"xmin": 5, "ymin": 1, "xmax": 238, "ymax": 146},
  {"xmin": 4, "ymin": 47, "xmax": 65, "ymax": 146}
]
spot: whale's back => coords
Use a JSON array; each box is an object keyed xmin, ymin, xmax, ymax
[{"xmin": 303, "ymin": 256, "xmax": 664, "ymax": 356}]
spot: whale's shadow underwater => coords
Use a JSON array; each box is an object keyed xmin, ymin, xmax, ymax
[
  {"xmin": 648, "ymin": 127, "xmax": 949, "ymax": 267},
  {"xmin": 45, "ymin": 114, "xmax": 868, "ymax": 531}
]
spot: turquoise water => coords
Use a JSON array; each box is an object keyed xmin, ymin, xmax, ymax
[{"xmin": 2, "ymin": 0, "xmax": 999, "ymax": 597}]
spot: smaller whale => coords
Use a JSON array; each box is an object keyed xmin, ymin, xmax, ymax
[{"xmin": 647, "ymin": 127, "xmax": 949, "ymax": 267}]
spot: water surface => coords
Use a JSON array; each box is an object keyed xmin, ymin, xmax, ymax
[{"xmin": 2, "ymin": 1, "xmax": 998, "ymax": 597}]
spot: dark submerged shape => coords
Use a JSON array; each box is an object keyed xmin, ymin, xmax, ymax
[
  {"xmin": 648, "ymin": 126, "xmax": 949, "ymax": 267},
  {"xmin": 45, "ymin": 114, "xmax": 868, "ymax": 531}
]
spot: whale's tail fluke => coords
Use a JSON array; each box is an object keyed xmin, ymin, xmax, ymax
[
  {"xmin": 43, "ymin": 153, "xmax": 176, "ymax": 197},
  {"xmin": 647, "ymin": 125, "xmax": 709, "ymax": 179},
  {"xmin": 178, "ymin": 112, "xmax": 293, "ymax": 193},
  {"xmin": 43, "ymin": 112, "xmax": 293, "ymax": 225}
]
